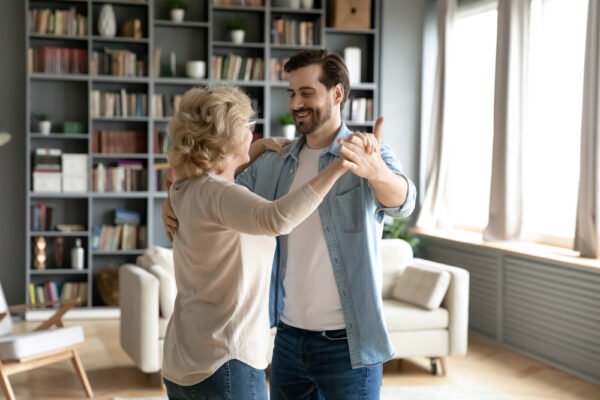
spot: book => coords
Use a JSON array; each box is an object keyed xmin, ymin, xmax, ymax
[{"xmin": 115, "ymin": 209, "xmax": 141, "ymax": 225}]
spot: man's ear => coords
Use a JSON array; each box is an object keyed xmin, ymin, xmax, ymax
[{"xmin": 333, "ymin": 83, "xmax": 344, "ymax": 106}]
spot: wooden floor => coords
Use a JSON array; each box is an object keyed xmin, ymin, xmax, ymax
[{"xmin": 5, "ymin": 319, "xmax": 600, "ymax": 400}]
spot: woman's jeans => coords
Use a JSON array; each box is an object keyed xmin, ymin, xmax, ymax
[{"xmin": 163, "ymin": 359, "xmax": 268, "ymax": 400}]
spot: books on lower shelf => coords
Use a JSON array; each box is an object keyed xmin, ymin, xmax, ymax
[
  {"xmin": 28, "ymin": 7, "xmax": 87, "ymax": 37},
  {"xmin": 28, "ymin": 47, "xmax": 87, "ymax": 74},
  {"xmin": 93, "ymin": 209, "xmax": 147, "ymax": 251},
  {"xmin": 92, "ymin": 161, "xmax": 148, "ymax": 192},
  {"xmin": 154, "ymin": 130, "xmax": 171, "ymax": 154},
  {"xmin": 271, "ymin": 18, "xmax": 315, "ymax": 46},
  {"xmin": 154, "ymin": 163, "xmax": 175, "ymax": 192},
  {"xmin": 90, "ymin": 90, "xmax": 148, "ymax": 118},
  {"xmin": 29, "ymin": 282, "xmax": 88, "ymax": 307},
  {"xmin": 31, "ymin": 202, "xmax": 54, "ymax": 231},
  {"xmin": 153, "ymin": 94, "xmax": 182, "ymax": 119},
  {"xmin": 270, "ymin": 57, "xmax": 290, "ymax": 82},
  {"xmin": 342, "ymin": 97, "xmax": 374, "ymax": 123},
  {"xmin": 90, "ymin": 48, "xmax": 147, "ymax": 77},
  {"xmin": 210, "ymin": 55, "xmax": 264, "ymax": 81},
  {"xmin": 92, "ymin": 130, "xmax": 147, "ymax": 154}
]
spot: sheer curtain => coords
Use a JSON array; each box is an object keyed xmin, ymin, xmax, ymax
[{"xmin": 575, "ymin": 0, "xmax": 600, "ymax": 257}]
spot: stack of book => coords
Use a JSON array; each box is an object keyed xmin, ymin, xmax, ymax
[
  {"xmin": 30, "ymin": 202, "xmax": 54, "ymax": 231},
  {"xmin": 28, "ymin": 47, "xmax": 88, "ymax": 74},
  {"xmin": 29, "ymin": 282, "xmax": 88, "ymax": 307},
  {"xmin": 271, "ymin": 18, "xmax": 315, "ymax": 46},
  {"xmin": 154, "ymin": 130, "xmax": 170, "ymax": 154},
  {"xmin": 92, "ymin": 130, "xmax": 147, "ymax": 154},
  {"xmin": 210, "ymin": 55, "xmax": 264, "ymax": 81},
  {"xmin": 154, "ymin": 162, "xmax": 176, "ymax": 192},
  {"xmin": 92, "ymin": 160, "xmax": 148, "ymax": 192},
  {"xmin": 28, "ymin": 7, "xmax": 87, "ymax": 37},
  {"xmin": 152, "ymin": 94, "xmax": 182, "ymax": 119},
  {"xmin": 92, "ymin": 209, "xmax": 147, "ymax": 251},
  {"xmin": 342, "ymin": 97, "xmax": 374, "ymax": 123},
  {"xmin": 270, "ymin": 57, "xmax": 290, "ymax": 82},
  {"xmin": 90, "ymin": 49, "xmax": 147, "ymax": 77},
  {"xmin": 32, "ymin": 148, "xmax": 62, "ymax": 193},
  {"xmin": 90, "ymin": 89, "xmax": 148, "ymax": 118}
]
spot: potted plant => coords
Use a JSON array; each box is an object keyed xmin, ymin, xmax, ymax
[
  {"xmin": 278, "ymin": 112, "xmax": 296, "ymax": 140},
  {"xmin": 37, "ymin": 113, "xmax": 51, "ymax": 135},
  {"xmin": 382, "ymin": 217, "xmax": 420, "ymax": 252},
  {"xmin": 167, "ymin": 0, "xmax": 188, "ymax": 23},
  {"xmin": 226, "ymin": 17, "xmax": 246, "ymax": 44}
]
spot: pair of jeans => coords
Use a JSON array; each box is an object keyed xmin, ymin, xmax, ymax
[
  {"xmin": 270, "ymin": 321, "xmax": 383, "ymax": 400},
  {"xmin": 163, "ymin": 359, "xmax": 267, "ymax": 400}
]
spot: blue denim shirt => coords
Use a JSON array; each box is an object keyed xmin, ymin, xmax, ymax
[{"xmin": 236, "ymin": 123, "xmax": 417, "ymax": 368}]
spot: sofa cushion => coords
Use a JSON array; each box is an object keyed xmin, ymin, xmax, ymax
[
  {"xmin": 383, "ymin": 299, "xmax": 449, "ymax": 331},
  {"xmin": 392, "ymin": 265, "xmax": 450, "ymax": 310},
  {"xmin": 136, "ymin": 246, "xmax": 175, "ymax": 280},
  {"xmin": 149, "ymin": 265, "xmax": 176, "ymax": 318},
  {"xmin": 0, "ymin": 326, "xmax": 84, "ymax": 360},
  {"xmin": 380, "ymin": 239, "xmax": 414, "ymax": 298},
  {"xmin": 159, "ymin": 317, "xmax": 169, "ymax": 339}
]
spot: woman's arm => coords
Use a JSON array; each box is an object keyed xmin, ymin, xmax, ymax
[{"xmin": 234, "ymin": 137, "xmax": 292, "ymax": 177}]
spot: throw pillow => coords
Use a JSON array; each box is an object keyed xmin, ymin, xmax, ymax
[
  {"xmin": 392, "ymin": 265, "xmax": 450, "ymax": 310},
  {"xmin": 148, "ymin": 265, "xmax": 176, "ymax": 318}
]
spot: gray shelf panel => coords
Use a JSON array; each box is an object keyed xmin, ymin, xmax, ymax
[
  {"xmin": 30, "ymin": 192, "xmax": 89, "ymax": 199},
  {"xmin": 91, "ymin": 192, "xmax": 150, "ymax": 198},
  {"xmin": 29, "ymin": 231, "xmax": 88, "ymax": 237},
  {"xmin": 345, "ymin": 120, "xmax": 376, "ymax": 127},
  {"xmin": 30, "ymin": 269, "xmax": 89, "ymax": 275},
  {"xmin": 91, "ymin": 35, "xmax": 150, "ymax": 44},
  {"xmin": 153, "ymin": 118, "xmax": 171, "ymax": 123},
  {"xmin": 153, "ymin": 192, "xmax": 168, "ymax": 199},
  {"xmin": 270, "ymin": 44, "xmax": 323, "ymax": 50},
  {"xmin": 92, "ymin": 153, "xmax": 149, "ymax": 159},
  {"xmin": 31, "ymin": 133, "xmax": 89, "ymax": 139},
  {"xmin": 270, "ymin": 81, "xmax": 290, "ymax": 88},
  {"xmin": 213, "ymin": 41, "xmax": 265, "ymax": 49},
  {"xmin": 29, "ymin": 33, "xmax": 89, "ymax": 41},
  {"xmin": 30, "ymin": 73, "xmax": 89, "ymax": 82},
  {"xmin": 325, "ymin": 28, "xmax": 377, "ymax": 35},
  {"xmin": 92, "ymin": 0, "xmax": 148, "ymax": 6},
  {"xmin": 92, "ymin": 117, "xmax": 149, "ymax": 122},
  {"xmin": 92, "ymin": 76, "xmax": 149, "ymax": 83},
  {"xmin": 212, "ymin": 79, "xmax": 267, "ymax": 87},
  {"xmin": 212, "ymin": 5, "xmax": 265, "ymax": 12},
  {"xmin": 351, "ymin": 82, "xmax": 377, "ymax": 90},
  {"xmin": 92, "ymin": 250, "xmax": 144, "ymax": 255},
  {"xmin": 270, "ymin": 7, "xmax": 323, "ymax": 15},
  {"xmin": 155, "ymin": 77, "xmax": 211, "ymax": 85},
  {"xmin": 154, "ymin": 20, "xmax": 210, "ymax": 28}
]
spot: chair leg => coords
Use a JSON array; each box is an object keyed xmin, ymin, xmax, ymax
[
  {"xmin": 439, "ymin": 357, "xmax": 447, "ymax": 376},
  {"xmin": 0, "ymin": 369, "xmax": 16, "ymax": 400},
  {"xmin": 70, "ymin": 350, "xmax": 94, "ymax": 398}
]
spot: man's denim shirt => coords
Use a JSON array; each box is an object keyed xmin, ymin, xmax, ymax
[{"xmin": 236, "ymin": 123, "xmax": 417, "ymax": 368}]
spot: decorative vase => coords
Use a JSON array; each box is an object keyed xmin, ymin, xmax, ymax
[
  {"xmin": 39, "ymin": 120, "xmax": 51, "ymax": 135},
  {"xmin": 170, "ymin": 8, "xmax": 185, "ymax": 23},
  {"xmin": 282, "ymin": 124, "xmax": 296, "ymax": 140},
  {"xmin": 301, "ymin": 0, "xmax": 314, "ymax": 9},
  {"xmin": 186, "ymin": 60, "xmax": 206, "ymax": 79},
  {"xmin": 98, "ymin": 4, "xmax": 116, "ymax": 38},
  {"xmin": 231, "ymin": 29, "xmax": 245, "ymax": 44},
  {"xmin": 288, "ymin": 0, "xmax": 301, "ymax": 9}
]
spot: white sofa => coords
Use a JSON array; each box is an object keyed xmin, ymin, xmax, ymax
[{"xmin": 120, "ymin": 240, "xmax": 469, "ymax": 375}]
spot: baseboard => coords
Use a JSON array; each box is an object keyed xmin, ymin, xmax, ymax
[{"xmin": 25, "ymin": 307, "xmax": 120, "ymax": 321}]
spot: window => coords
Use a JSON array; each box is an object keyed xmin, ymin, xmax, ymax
[
  {"xmin": 444, "ymin": 1, "xmax": 498, "ymax": 230},
  {"xmin": 522, "ymin": 0, "xmax": 588, "ymax": 247}
]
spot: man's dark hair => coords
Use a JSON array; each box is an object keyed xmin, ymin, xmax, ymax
[{"xmin": 284, "ymin": 50, "xmax": 350, "ymax": 109}]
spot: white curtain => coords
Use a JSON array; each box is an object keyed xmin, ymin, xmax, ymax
[
  {"xmin": 417, "ymin": 0, "xmax": 457, "ymax": 229},
  {"xmin": 483, "ymin": 0, "xmax": 529, "ymax": 241},
  {"xmin": 575, "ymin": 0, "xmax": 600, "ymax": 258}
]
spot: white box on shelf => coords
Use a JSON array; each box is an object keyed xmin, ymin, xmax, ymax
[
  {"xmin": 33, "ymin": 171, "xmax": 62, "ymax": 193},
  {"xmin": 344, "ymin": 46, "xmax": 362, "ymax": 84},
  {"xmin": 62, "ymin": 154, "xmax": 88, "ymax": 177},
  {"xmin": 62, "ymin": 176, "xmax": 87, "ymax": 193}
]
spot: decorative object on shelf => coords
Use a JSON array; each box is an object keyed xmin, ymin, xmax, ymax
[
  {"xmin": 288, "ymin": 0, "xmax": 301, "ymax": 9},
  {"xmin": 344, "ymin": 46, "xmax": 361, "ymax": 84},
  {"xmin": 168, "ymin": 0, "xmax": 188, "ymax": 23},
  {"xmin": 33, "ymin": 236, "xmax": 47, "ymax": 270},
  {"xmin": 170, "ymin": 51, "xmax": 177, "ymax": 77},
  {"xmin": 226, "ymin": 17, "xmax": 247, "ymax": 44},
  {"xmin": 95, "ymin": 268, "xmax": 120, "ymax": 306},
  {"xmin": 327, "ymin": 0, "xmax": 372, "ymax": 30},
  {"xmin": 54, "ymin": 236, "xmax": 65, "ymax": 268},
  {"xmin": 37, "ymin": 113, "xmax": 51, "ymax": 135},
  {"xmin": 98, "ymin": 3, "xmax": 117, "ymax": 38},
  {"xmin": 0, "ymin": 122, "xmax": 10, "ymax": 147},
  {"xmin": 185, "ymin": 60, "xmax": 206, "ymax": 79},
  {"xmin": 71, "ymin": 238, "xmax": 85, "ymax": 270},
  {"xmin": 63, "ymin": 121, "xmax": 85, "ymax": 134},
  {"xmin": 302, "ymin": 0, "xmax": 314, "ymax": 9},
  {"xmin": 279, "ymin": 112, "xmax": 296, "ymax": 139},
  {"xmin": 122, "ymin": 18, "xmax": 143, "ymax": 39}
]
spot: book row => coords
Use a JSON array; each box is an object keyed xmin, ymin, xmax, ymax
[
  {"xmin": 153, "ymin": 94, "xmax": 182, "ymax": 119},
  {"xmin": 210, "ymin": 55, "xmax": 265, "ymax": 81},
  {"xmin": 92, "ymin": 224, "xmax": 147, "ymax": 251},
  {"xmin": 90, "ymin": 90, "xmax": 148, "ymax": 118},
  {"xmin": 29, "ymin": 282, "xmax": 88, "ymax": 307},
  {"xmin": 28, "ymin": 47, "xmax": 88, "ymax": 75},
  {"xmin": 154, "ymin": 163, "xmax": 175, "ymax": 192},
  {"xmin": 92, "ymin": 130, "xmax": 147, "ymax": 154},
  {"xmin": 271, "ymin": 18, "xmax": 315, "ymax": 46},
  {"xmin": 29, "ymin": 7, "xmax": 87, "ymax": 37},
  {"xmin": 92, "ymin": 162, "xmax": 148, "ymax": 192},
  {"xmin": 341, "ymin": 97, "xmax": 375, "ymax": 123},
  {"xmin": 90, "ymin": 49, "xmax": 148, "ymax": 77}
]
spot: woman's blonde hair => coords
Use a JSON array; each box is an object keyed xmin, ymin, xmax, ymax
[{"xmin": 167, "ymin": 85, "xmax": 254, "ymax": 179}]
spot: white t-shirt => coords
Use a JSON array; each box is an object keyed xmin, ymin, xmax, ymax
[{"xmin": 280, "ymin": 146, "xmax": 346, "ymax": 331}]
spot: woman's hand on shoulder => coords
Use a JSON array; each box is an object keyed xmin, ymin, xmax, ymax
[{"xmin": 256, "ymin": 137, "xmax": 293, "ymax": 156}]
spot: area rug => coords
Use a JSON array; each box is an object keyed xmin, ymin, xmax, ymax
[{"xmin": 114, "ymin": 384, "xmax": 510, "ymax": 400}]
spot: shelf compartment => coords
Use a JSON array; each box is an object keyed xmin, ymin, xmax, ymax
[
  {"xmin": 30, "ymin": 269, "xmax": 89, "ymax": 275},
  {"xmin": 212, "ymin": 5, "xmax": 265, "ymax": 12},
  {"xmin": 154, "ymin": 20, "xmax": 209, "ymax": 28},
  {"xmin": 29, "ymin": 231, "xmax": 88, "ymax": 237},
  {"xmin": 30, "ymin": 73, "xmax": 89, "ymax": 81},
  {"xmin": 31, "ymin": 133, "xmax": 89, "ymax": 139},
  {"xmin": 91, "ymin": 35, "xmax": 150, "ymax": 44},
  {"xmin": 212, "ymin": 41, "xmax": 265, "ymax": 49},
  {"xmin": 29, "ymin": 33, "xmax": 89, "ymax": 41}
]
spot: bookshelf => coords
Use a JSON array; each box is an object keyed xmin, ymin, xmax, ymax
[{"xmin": 25, "ymin": 0, "xmax": 381, "ymax": 311}]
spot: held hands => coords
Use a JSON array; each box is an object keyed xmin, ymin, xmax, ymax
[{"xmin": 338, "ymin": 117, "xmax": 387, "ymax": 180}]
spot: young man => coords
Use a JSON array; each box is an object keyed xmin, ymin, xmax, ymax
[{"xmin": 163, "ymin": 50, "xmax": 416, "ymax": 399}]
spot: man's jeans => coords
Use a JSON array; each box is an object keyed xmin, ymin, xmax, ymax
[
  {"xmin": 270, "ymin": 321, "xmax": 383, "ymax": 400},
  {"xmin": 163, "ymin": 359, "xmax": 268, "ymax": 400}
]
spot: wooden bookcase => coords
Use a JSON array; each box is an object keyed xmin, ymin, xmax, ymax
[{"xmin": 25, "ymin": 0, "xmax": 381, "ymax": 311}]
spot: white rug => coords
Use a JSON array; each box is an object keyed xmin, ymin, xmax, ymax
[{"xmin": 114, "ymin": 384, "xmax": 510, "ymax": 400}]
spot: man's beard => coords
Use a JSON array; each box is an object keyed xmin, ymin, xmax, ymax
[{"xmin": 294, "ymin": 104, "xmax": 332, "ymax": 135}]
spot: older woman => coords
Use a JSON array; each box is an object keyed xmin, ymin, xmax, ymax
[{"xmin": 161, "ymin": 85, "xmax": 349, "ymax": 400}]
